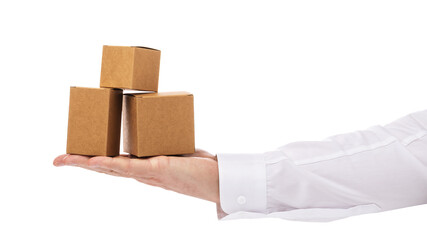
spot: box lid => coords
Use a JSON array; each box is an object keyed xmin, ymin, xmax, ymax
[
  {"xmin": 103, "ymin": 45, "xmax": 160, "ymax": 51},
  {"xmin": 70, "ymin": 86, "xmax": 123, "ymax": 92},
  {"xmin": 126, "ymin": 91, "xmax": 192, "ymax": 98}
]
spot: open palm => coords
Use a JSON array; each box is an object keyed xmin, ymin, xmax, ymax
[{"xmin": 53, "ymin": 149, "xmax": 219, "ymax": 203}]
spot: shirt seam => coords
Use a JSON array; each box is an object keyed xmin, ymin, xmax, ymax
[
  {"xmin": 293, "ymin": 137, "xmax": 397, "ymax": 166},
  {"xmin": 402, "ymin": 131, "xmax": 427, "ymax": 146},
  {"xmin": 292, "ymin": 129, "xmax": 427, "ymax": 166}
]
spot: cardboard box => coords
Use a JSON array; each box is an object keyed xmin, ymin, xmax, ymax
[
  {"xmin": 123, "ymin": 92, "xmax": 195, "ymax": 157},
  {"xmin": 100, "ymin": 45, "xmax": 161, "ymax": 91},
  {"xmin": 67, "ymin": 87, "xmax": 123, "ymax": 156}
]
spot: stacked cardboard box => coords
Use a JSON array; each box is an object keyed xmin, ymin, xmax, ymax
[{"xmin": 67, "ymin": 45, "xmax": 195, "ymax": 157}]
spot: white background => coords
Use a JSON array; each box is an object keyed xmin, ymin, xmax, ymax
[{"xmin": 1, "ymin": 0, "xmax": 426, "ymax": 239}]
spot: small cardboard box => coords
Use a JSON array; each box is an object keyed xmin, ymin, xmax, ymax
[
  {"xmin": 100, "ymin": 45, "xmax": 161, "ymax": 91},
  {"xmin": 123, "ymin": 92, "xmax": 195, "ymax": 157},
  {"xmin": 67, "ymin": 87, "xmax": 123, "ymax": 156}
]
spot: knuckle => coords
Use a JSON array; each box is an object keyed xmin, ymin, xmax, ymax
[
  {"xmin": 87, "ymin": 157, "xmax": 99, "ymax": 167},
  {"xmin": 125, "ymin": 159, "xmax": 134, "ymax": 177},
  {"xmin": 149, "ymin": 156, "xmax": 171, "ymax": 182}
]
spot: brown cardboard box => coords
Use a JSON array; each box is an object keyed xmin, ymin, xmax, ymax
[
  {"xmin": 67, "ymin": 87, "xmax": 123, "ymax": 156},
  {"xmin": 123, "ymin": 92, "xmax": 195, "ymax": 157},
  {"xmin": 100, "ymin": 45, "xmax": 161, "ymax": 91}
]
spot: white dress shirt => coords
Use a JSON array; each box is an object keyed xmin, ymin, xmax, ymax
[{"xmin": 217, "ymin": 109, "xmax": 427, "ymax": 221}]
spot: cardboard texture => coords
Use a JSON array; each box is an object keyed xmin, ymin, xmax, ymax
[
  {"xmin": 100, "ymin": 45, "xmax": 161, "ymax": 91},
  {"xmin": 67, "ymin": 87, "xmax": 123, "ymax": 156},
  {"xmin": 123, "ymin": 92, "xmax": 195, "ymax": 157}
]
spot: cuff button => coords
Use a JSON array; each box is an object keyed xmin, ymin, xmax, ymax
[{"xmin": 237, "ymin": 196, "xmax": 246, "ymax": 205}]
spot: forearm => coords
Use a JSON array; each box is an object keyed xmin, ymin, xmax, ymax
[{"xmin": 217, "ymin": 109, "xmax": 427, "ymax": 221}]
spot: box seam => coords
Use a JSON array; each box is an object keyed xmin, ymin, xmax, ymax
[
  {"xmin": 134, "ymin": 97, "xmax": 140, "ymax": 156},
  {"xmin": 191, "ymin": 95, "xmax": 195, "ymax": 153},
  {"xmin": 131, "ymin": 48, "xmax": 137, "ymax": 90},
  {"xmin": 105, "ymin": 91, "xmax": 113, "ymax": 156},
  {"xmin": 66, "ymin": 87, "xmax": 74, "ymax": 154},
  {"xmin": 129, "ymin": 94, "xmax": 193, "ymax": 99}
]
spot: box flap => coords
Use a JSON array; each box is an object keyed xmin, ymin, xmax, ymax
[
  {"xmin": 71, "ymin": 86, "xmax": 122, "ymax": 92},
  {"xmin": 132, "ymin": 46, "xmax": 160, "ymax": 51},
  {"xmin": 103, "ymin": 45, "xmax": 159, "ymax": 51},
  {"xmin": 126, "ymin": 91, "xmax": 192, "ymax": 98}
]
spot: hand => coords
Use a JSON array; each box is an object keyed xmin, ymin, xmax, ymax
[{"xmin": 53, "ymin": 149, "xmax": 219, "ymax": 203}]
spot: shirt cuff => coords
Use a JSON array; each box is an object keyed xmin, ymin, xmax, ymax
[{"xmin": 216, "ymin": 153, "xmax": 267, "ymax": 216}]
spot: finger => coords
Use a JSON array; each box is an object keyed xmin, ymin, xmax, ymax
[
  {"xmin": 54, "ymin": 154, "xmax": 91, "ymax": 167},
  {"xmin": 78, "ymin": 165, "xmax": 124, "ymax": 177},
  {"xmin": 88, "ymin": 156, "xmax": 155, "ymax": 178},
  {"xmin": 62, "ymin": 159, "xmax": 137, "ymax": 178},
  {"xmin": 181, "ymin": 149, "xmax": 216, "ymax": 159},
  {"xmin": 81, "ymin": 163, "xmax": 156, "ymax": 180},
  {"xmin": 194, "ymin": 149, "xmax": 216, "ymax": 160},
  {"xmin": 53, "ymin": 154, "xmax": 121, "ymax": 175},
  {"xmin": 53, "ymin": 154, "xmax": 68, "ymax": 166}
]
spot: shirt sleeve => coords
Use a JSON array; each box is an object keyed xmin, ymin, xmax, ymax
[{"xmin": 217, "ymin": 109, "xmax": 427, "ymax": 221}]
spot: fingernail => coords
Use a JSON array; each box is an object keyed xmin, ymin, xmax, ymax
[{"xmin": 54, "ymin": 154, "xmax": 69, "ymax": 166}]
